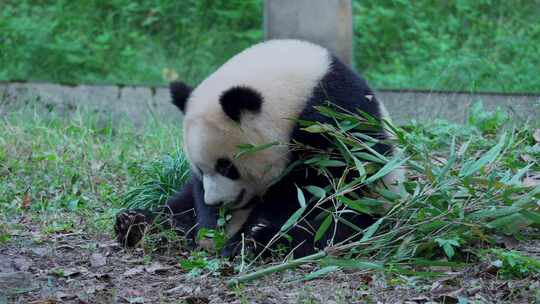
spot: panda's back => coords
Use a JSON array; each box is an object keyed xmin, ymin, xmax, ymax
[
  {"xmin": 187, "ymin": 39, "xmax": 332, "ymax": 121},
  {"xmin": 185, "ymin": 38, "xmax": 388, "ymax": 157}
]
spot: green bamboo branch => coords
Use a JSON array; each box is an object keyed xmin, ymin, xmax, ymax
[{"xmin": 226, "ymin": 251, "xmax": 328, "ymax": 287}]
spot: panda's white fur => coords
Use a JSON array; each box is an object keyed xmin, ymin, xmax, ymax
[{"xmin": 183, "ymin": 40, "xmax": 333, "ymax": 208}]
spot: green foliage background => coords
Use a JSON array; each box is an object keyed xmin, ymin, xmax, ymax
[{"xmin": 1, "ymin": 0, "xmax": 539, "ymax": 92}]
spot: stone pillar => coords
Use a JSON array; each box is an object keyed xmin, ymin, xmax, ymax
[{"xmin": 264, "ymin": 0, "xmax": 354, "ymax": 67}]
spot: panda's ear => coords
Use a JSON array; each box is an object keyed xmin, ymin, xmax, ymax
[
  {"xmin": 169, "ymin": 81, "xmax": 193, "ymax": 112},
  {"xmin": 219, "ymin": 86, "xmax": 263, "ymax": 122}
]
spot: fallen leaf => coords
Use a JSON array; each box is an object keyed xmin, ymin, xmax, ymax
[
  {"xmin": 124, "ymin": 288, "xmax": 144, "ymax": 297},
  {"xmin": 123, "ymin": 265, "xmax": 145, "ymax": 277},
  {"xmin": 28, "ymin": 300, "xmax": 57, "ymax": 304},
  {"xmin": 183, "ymin": 296, "xmax": 209, "ymax": 304},
  {"xmin": 84, "ymin": 283, "xmax": 107, "ymax": 294},
  {"xmin": 434, "ymin": 295, "xmax": 459, "ymax": 304},
  {"xmin": 523, "ymin": 173, "xmax": 540, "ymax": 187},
  {"xmin": 431, "ymin": 155, "xmax": 448, "ymax": 165},
  {"xmin": 533, "ymin": 129, "xmax": 540, "ymax": 142},
  {"xmin": 520, "ymin": 154, "xmax": 534, "ymax": 162},
  {"xmin": 13, "ymin": 257, "xmax": 33, "ymax": 271},
  {"xmin": 165, "ymin": 285, "xmax": 195, "ymax": 295},
  {"xmin": 126, "ymin": 297, "xmax": 145, "ymax": 304},
  {"xmin": 144, "ymin": 262, "xmax": 172, "ymax": 274},
  {"xmin": 0, "ymin": 272, "xmax": 37, "ymax": 295},
  {"xmin": 56, "ymin": 291, "xmax": 77, "ymax": 300},
  {"xmin": 22, "ymin": 194, "xmax": 32, "ymax": 209},
  {"xmin": 50, "ymin": 267, "xmax": 87, "ymax": 278},
  {"xmin": 94, "ymin": 273, "xmax": 112, "ymax": 281},
  {"xmin": 29, "ymin": 247, "xmax": 48, "ymax": 257},
  {"xmin": 91, "ymin": 160, "xmax": 105, "ymax": 171},
  {"xmin": 501, "ymin": 235, "xmax": 519, "ymax": 249},
  {"xmin": 219, "ymin": 263, "xmax": 235, "ymax": 276},
  {"xmin": 90, "ymin": 253, "xmax": 107, "ymax": 268}
]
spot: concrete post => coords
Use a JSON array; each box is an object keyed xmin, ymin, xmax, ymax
[{"xmin": 264, "ymin": 0, "xmax": 354, "ymax": 67}]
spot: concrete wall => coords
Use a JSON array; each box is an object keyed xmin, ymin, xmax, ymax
[
  {"xmin": 1, "ymin": 82, "xmax": 539, "ymax": 126},
  {"xmin": 0, "ymin": 82, "xmax": 180, "ymax": 126},
  {"xmin": 379, "ymin": 90, "xmax": 540, "ymax": 125}
]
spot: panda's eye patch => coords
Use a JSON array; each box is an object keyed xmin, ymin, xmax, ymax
[{"xmin": 215, "ymin": 158, "xmax": 240, "ymax": 180}]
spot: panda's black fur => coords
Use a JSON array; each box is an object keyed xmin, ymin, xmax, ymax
[{"xmin": 115, "ymin": 40, "xmax": 398, "ymax": 258}]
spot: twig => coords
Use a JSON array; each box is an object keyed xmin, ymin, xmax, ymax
[{"xmin": 226, "ymin": 251, "xmax": 328, "ymax": 287}]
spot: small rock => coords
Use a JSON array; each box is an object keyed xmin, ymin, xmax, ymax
[{"xmin": 90, "ymin": 253, "xmax": 107, "ymax": 268}]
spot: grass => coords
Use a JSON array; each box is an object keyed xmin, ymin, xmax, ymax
[
  {"xmin": 1, "ymin": 100, "xmax": 539, "ymax": 301},
  {"xmin": 0, "ymin": 105, "xmax": 183, "ymax": 240},
  {"xmin": 1, "ymin": 0, "xmax": 540, "ymax": 92}
]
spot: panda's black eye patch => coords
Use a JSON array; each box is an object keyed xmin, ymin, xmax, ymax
[
  {"xmin": 219, "ymin": 86, "xmax": 263, "ymax": 122},
  {"xmin": 215, "ymin": 158, "xmax": 240, "ymax": 180}
]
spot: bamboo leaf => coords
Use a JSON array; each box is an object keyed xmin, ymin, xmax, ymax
[
  {"xmin": 459, "ymin": 132, "xmax": 507, "ymax": 177},
  {"xmin": 322, "ymin": 257, "xmax": 383, "ymax": 270},
  {"xmin": 360, "ymin": 218, "xmax": 383, "ymax": 242},
  {"xmin": 305, "ymin": 185, "xmax": 326, "ymax": 199},
  {"xmin": 315, "ymin": 160, "xmax": 347, "ymax": 167},
  {"xmin": 304, "ymin": 266, "xmax": 340, "ymax": 281},
  {"xmin": 234, "ymin": 141, "xmax": 280, "ymax": 159},
  {"xmin": 314, "ymin": 214, "xmax": 333, "ymax": 242},
  {"xmin": 365, "ymin": 155, "xmax": 408, "ymax": 184},
  {"xmin": 297, "ymin": 187, "xmax": 306, "ymax": 208},
  {"xmin": 520, "ymin": 210, "xmax": 540, "ymax": 224}
]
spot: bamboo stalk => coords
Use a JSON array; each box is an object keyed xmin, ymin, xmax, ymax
[{"xmin": 226, "ymin": 251, "xmax": 328, "ymax": 287}]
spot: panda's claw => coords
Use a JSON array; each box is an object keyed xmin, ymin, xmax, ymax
[{"xmin": 114, "ymin": 209, "xmax": 153, "ymax": 248}]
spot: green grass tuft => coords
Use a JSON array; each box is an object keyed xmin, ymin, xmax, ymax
[{"xmin": 122, "ymin": 151, "xmax": 190, "ymax": 210}]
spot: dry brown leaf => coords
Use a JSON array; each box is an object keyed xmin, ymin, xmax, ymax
[
  {"xmin": 22, "ymin": 194, "xmax": 32, "ymax": 209},
  {"xmin": 28, "ymin": 300, "xmax": 57, "ymax": 304}
]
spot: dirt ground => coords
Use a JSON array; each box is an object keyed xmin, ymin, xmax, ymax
[{"xmin": 1, "ymin": 222, "xmax": 539, "ymax": 304}]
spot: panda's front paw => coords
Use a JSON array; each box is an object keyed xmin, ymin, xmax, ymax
[
  {"xmin": 114, "ymin": 209, "xmax": 154, "ymax": 248},
  {"xmin": 220, "ymin": 222, "xmax": 275, "ymax": 259}
]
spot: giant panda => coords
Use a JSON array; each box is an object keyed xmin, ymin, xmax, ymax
[{"xmin": 115, "ymin": 39, "xmax": 404, "ymax": 258}]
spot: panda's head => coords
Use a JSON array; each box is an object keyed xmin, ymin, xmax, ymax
[
  {"xmin": 170, "ymin": 40, "xmax": 331, "ymax": 209},
  {"xmin": 170, "ymin": 80, "xmax": 294, "ymax": 209}
]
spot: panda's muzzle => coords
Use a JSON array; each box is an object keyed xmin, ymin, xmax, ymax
[
  {"xmin": 229, "ymin": 188, "xmax": 246, "ymax": 209},
  {"xmin": 213, "ymin": 188, "xmax": 246, "ymax": 208}
]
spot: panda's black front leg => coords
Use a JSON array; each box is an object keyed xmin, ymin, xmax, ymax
[
  {"xmin": 219, "ymin": 196, "xmax": 317, "ymax": 259},
  {"xmin": 191, "ymin": 175, "xmax": 219, "ymax": 231}
]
